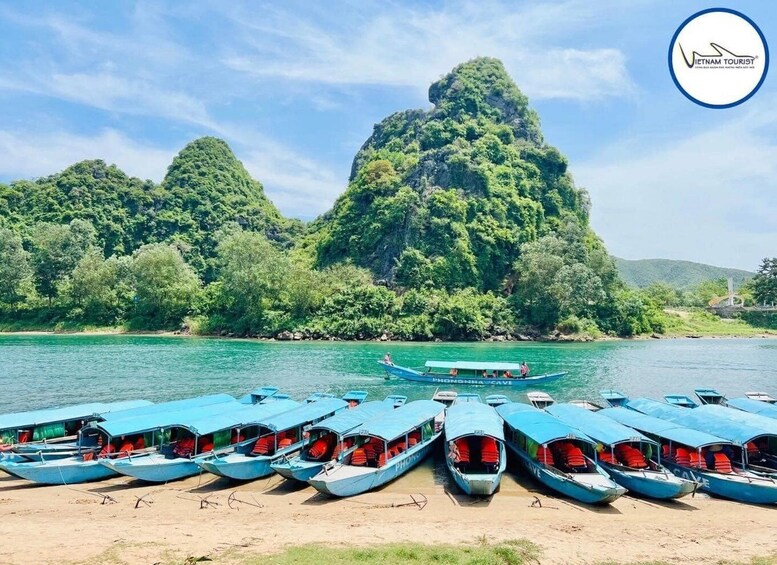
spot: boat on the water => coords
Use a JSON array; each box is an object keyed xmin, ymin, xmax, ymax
[
  {"xmin": 197, "ymin": 397, "xmax": 349, "ymax": 481},
  {"xmin": 627, "ymin": 398, "xmax": 777, "ymax": 477},
  {"xmin": 496, "ymin": 402, "xmax": 626, "ymax": 504},
  {"xmin": 0, "ymin": 399, "xmax": 152, "ymax": 463},
  {"xmin": 485, "ymin": 395, "xmax": 510, "ymax": 408},
  {"xmin": 271, "ymin": 400, "xmax": 396, "ymax": 482},
  {"xmin": 663, "ymin": 394, "xmax": 698, "ymax": 408},
  {"xmin": 568, "ymin": 399, "xmax": 603, "ymax": 411},
  {"xmin": 384, "ymin": 395, "xmax": 408, "ymax": 408},
  {"xmin": 444, "ymin": 400, "xmax": 506, "ymax": 496},
  {"xmin": 745, "ymin": 392, "xmax": 776, "ymax": 404},
  {"xmin": 454, "ymin": 393, "xmax": 483, "ymax": 404},
  {"xmin": 379, "ymin": 360, "xmax": 566, "ymax": 387},
  {"xmin": 308, "ymin": 400, "xmax": 445, "ymax": 497},
  {"xmin": 526, "ymin": 391, "xmax": 555, "ymax": 409},
  {"xmin": 694, "ymin": 389, "xmax": 727, "ymax": 405},
  {"xmin": 1, "ymin": 394, "xmax": 242, "ymax": 484},
  {"xmin": 601, "ymin": 406, "xmax": 777, "ymax": 504},
  {"xmin": 431, "ymin": 390, "xmax": 458, "ymax": 406},
  {"xmin": 600, "ymin": 390, "xmax": 629, "ymax": 408},
  {"xmin": 546, "ymin": 403, "xmax": 696, "ymax": 499}
]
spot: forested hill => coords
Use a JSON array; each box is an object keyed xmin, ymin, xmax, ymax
[
  {"xmin": 0, "ymin": 58, "xmax": 672, "ymax": 339},
  {"xmin": 614, "ymin": 257, "xmax": 753, "ymax": 289}
]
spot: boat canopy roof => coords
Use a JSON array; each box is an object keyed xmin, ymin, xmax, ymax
[
  {"xmin": 100, "ymin": 394, "xmax": 235, "ymax": 422},
  {"xmin": 0, "ymin": 399, "xmax": 151, "ymax": 431},
  {"xmin": 726, "ymin": 398, "xmax": 777, "ymax": 419},
  {"xmin": 426, "ymin": 361, "xmax": 527, "ymax": 371},
  {"xmin": 599, "ymin": 407, "xmax": 727, "ymax": 449},
  {"xmin": 546, "ymin": 404, "xmax": 653, "ymax": 447},
  {"xmin": 179, "ymin": 399, "xmax": 300, "ymax": 436},
  {"xmin": 496, "ymin": 403, "xmax": 594, "ymax": 446},
  {"xmin": 628, "ymin": 398, "xmax": 776, "ymax": 445},
  {"xmin": 259, "ymin": 398, "xmax": 347, "ymax": 432},
  {"xmin": 93, "ymin": 400, "xmax": 244, "ymax": 437},
  {"xmin": 310, "ymin": 401, "xmax": 395, "ymax": 436},
  {"xmin": 347, "ymin": 400, "xmax": 444, "ymax": 442},
  {"xmin": 445, "ymin": 402, "xmax": 505, "ymax": 442},
  {"xmin": 696, "ymin": 405, "xmax": 777, "ymax": 435}
]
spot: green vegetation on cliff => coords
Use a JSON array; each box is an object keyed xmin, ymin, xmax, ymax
[{"xmin": 0, "ymin": 58, "xmax": 768, "ymax": 339}]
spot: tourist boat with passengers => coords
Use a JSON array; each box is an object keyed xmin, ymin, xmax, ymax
[
  {"xmin": 601, "ymin": 405, "xmax": 777, "ymax": 504},
  {"xmin": 546, "ymin": 403, "xmax": 697, "ymax": 499},
  {"xmin": 0, "ymin": 399, "xmax": 152, "ymax": 463},
  {"xmin": 496, "ymin": 402, "xmax": 625, "ymax": 504},
  {"xmin": 0, "ymin": 394, "xmax": 240, "ymax": 484},
  {"xmin": 627, "ymin": 398, "xmax": 777, "ymax": 476},
  {"xmin": 271, "ymin": 399, "xmax": 398, "ymax": 482},
  {"xmin": 307, "ymin": 400, "xmax": 446, "ymax": 497},
  {"xmin": 444, "ymin": 398, "xmax": 506, "ymax": 496},
  {"xmin": 379, "ymin": 360, "xmax": 566, "ymax": 387},
  {"xmin": 197, "ymin": 397, "xmax": 350, "ymax": 481}
]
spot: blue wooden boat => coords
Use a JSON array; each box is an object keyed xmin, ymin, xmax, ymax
[
  {"xmin": 601, "ymin": 406, "xmax": 777, "ymax": 504},
  {"xmin": 102, "ymin": 399, "xmax": 300, "ymax": 483},
  {"xmin": 0, "ymin": 395, "xmax": 239, "ymax": 484},
  {"xmin": 627, "ymin": 398, "xmax": 777, "ymax": 477},
  {"xmin": 727, "ymin": 397, "xmax": 777, "ymax": 420},
  {"xmin": 600, "ymin": 390, "xmax": 629, "ymax": 407},
  {"xmin": 379, "ymin": 360, "xmax": 566, "ymax": 387},
  {"xmin": 485, "ymin": 395, "xmax": 510, "ymax": 408},
  {"xmin": 239, "ymin": 387, "xmax": 282, "ymax": 404},
  {"xmin": 694, "ymin": 388, "xmax": 727, "ymax": 405},
  {"xmin": 454, "ymin": 393, "xmax": 483, "ymax": 404},
  {"xmin": 0, "ymin": 399, "xmax": 152, "ymax": 463},
  {"xmin": 745, "ymin": 392, "xmax": 776, "ymax": 404},
  {"xmin": 308, "ymin": 400, "xmax": 445, "ymax": 497},
  {"xmin": 663, "ymin": 394, "xmax": 698, "ymax": 408},
  {"xmin": 546, "ymin": 404, "xmax": 697, "ymax": 499},
  {"xmin": 527, "ymin": 391, "xmax": 555, "ymax": 409},
  {"xmin": 343, "ymin": 391, "xmax": 369, "ymax": 407},
  {"xmin": 271, "ymin": 400, "xmax": 396, "ymax": 482},
  {"xmin": 197, "ymin": 398, "xmax": 348, "ymax": 481},
  {"xmin": 496, "ymin": 403, "xmax": 626, "ymax": 504},
  {"xmin": 444, "ymin": 401, "xmax": 506, "ymax": 496},
  {"xmin": 384, "ymin": 395, "xmax": 408, "ymax": 408}
]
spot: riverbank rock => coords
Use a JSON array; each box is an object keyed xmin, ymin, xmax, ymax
[{"xmin": 277, "ymin": 330, "xmax": 293, "ymax": 340}]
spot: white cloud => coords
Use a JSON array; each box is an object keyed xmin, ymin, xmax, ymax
[
  {"xmin": 0, "ymin": 129, "xmax": 175, "ymax": 182},
  {"xmin": 222, "ymin": 1, "xmax": 636, "ymax": 101},
  {"xmin": 574, "ymin": 101, "xmax": 777, "ymax": 271}
]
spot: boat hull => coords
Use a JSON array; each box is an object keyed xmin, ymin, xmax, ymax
[
  {"xmin": 1, "ymin": 458, "xmax": 116, "ymax": 485},
  {"xmin": 662, "ymin": 460, "xmax": 777, "ymax": 504},
  {"xmin": 506, "ymin": 442, "xmax": 625, "ymax": 504},
  {"xmin": 380, "ymin": 363, "xmax": 565, "ymax": 387},
  {"xmin": 309, "ymin": 436, "xmax": 438, "ymax": 497},
  {"xmin": 446, "ymin": 444, "xmax": 507, "ymax": 496},
  {"xmin": 100, "ymin": 453, "xmax": 203, "ymax": 483},
  {"xmin": 601, "ymin": 462, "xmax": 696, "ymax": 500},
  {"xmin": 198, "ymin": 453, "xmax": 274, "ymax": 481},
  {"xmin": 271, "ymin": 458, "xmax": 325, "ymax": 482}
]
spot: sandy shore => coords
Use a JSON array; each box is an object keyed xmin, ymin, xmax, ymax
[{"xmin": 1, "ymin": 459, "xmax": 775, "ymax": 565}]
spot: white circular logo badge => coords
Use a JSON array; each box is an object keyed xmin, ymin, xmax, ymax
[{"xmin": 669, "ymin": 8, "xmax": 769, "ymax": 108}]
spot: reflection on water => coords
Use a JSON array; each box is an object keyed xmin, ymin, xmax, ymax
[{"xmin": 0, "ymin": 335, "xmax": 775, "ymax": 412}]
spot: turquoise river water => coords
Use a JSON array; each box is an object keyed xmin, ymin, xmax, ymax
[{"xmin": 0, "ymin": 335, "xmax": 775, "ymax": 413}]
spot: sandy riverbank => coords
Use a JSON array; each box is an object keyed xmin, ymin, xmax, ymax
[{"xmin": 1, "ymin": 459, "xmax": 775, "ymax": 565}]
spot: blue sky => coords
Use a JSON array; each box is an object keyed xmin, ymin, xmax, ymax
[{"xmin": 0, "ymin": 0, "xmax": 774, "ymax": 270}]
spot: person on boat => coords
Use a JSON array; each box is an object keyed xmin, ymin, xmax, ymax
[
  {"xmin": 449, "ymin": 368, "xmax": 458, "ymax": 377},
  {"xmin": 383, "ymin": 353, "xmax": 393, "ymax": 365},
  {"xmin": 448, "ymin": 440, "xmax": 461, "ymax": 463},
  {"xmin": 503, "ymin": 370, "xmax": 513, "ymax": 378},
  {"xmin": 520, "ymin": 362, "xmax": 530, "ymax": 378},
  {"xmin": 491, "ymin": 371, "xmax": 500, "ymax": 378},
  {"xmin": 481, "ymin": 370, "xmax": 488, "ymax": 378}
]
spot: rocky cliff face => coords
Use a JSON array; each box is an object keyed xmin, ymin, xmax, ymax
[{"xmin": 313, "ymin": 57, "xmax": 591, "ymax": 291}]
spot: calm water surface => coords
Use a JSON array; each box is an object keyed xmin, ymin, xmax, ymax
[{"xmin": 0, "ymin": 335, "xmax": 775, "ymax": 412}]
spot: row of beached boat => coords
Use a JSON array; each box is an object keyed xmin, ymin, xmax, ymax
[{"xmin": 1, "ymin": 382, "xmax": 776, "ymax": 506}]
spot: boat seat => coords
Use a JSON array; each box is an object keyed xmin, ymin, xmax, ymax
[
  {"xmin": 615, "ymin": 445, "xmax": 648, "ymax": 469},
  {"xmin": 231, "ymin": 431, "xmax": 246, "ymax": 444},
  {"xmin": 278, "ymin": 438, "xmax": 294, "ymax": 449},
  {"xmin": 562, "ymin": 446, "xmax": 587, "ymax": 470},
  {"xmin": 118, "ymin": 440, "xmax": 135, "ymax": 456},
  {"xmin": 173, "ymin": 438, "xmax": 195, "ymax": 457},
  {"xmin": 536, "ymin": 446, "xmax": 555, "ymax": 466},
  {"xmin": 350, "ymin": 448, "xmax": 367, "ymax": 466},
  {"xmin": 481, "ymin": 437, "xmax": 499, "ymax": 465},
  {"xmin": 408, "ymin": 431, "xmax": 421, "ymax": 445},
  {"xmin": 18, "ymin": 431, "xmax": 31, "ymax": 443},
  {"xmin": 332, "ymin": 442, "xmax": 346, "ymax": 459},
  {"xmin": 252, "ymin": 436, "xmax": 275, "ymax": 456},
  {"xmin": 308, "ymin": 438, "xmax": 330, "ymax": 460},
  {"xmin": 713, "ymin": 453, "xmax": 733, "ymax": 474},
  {"xmin": 82, "ymin": 451, "xmax": 94, "ymax": 461},
  {"xmin": 688, "ymin": 451, "xmax": 704, "ymax": 469},
  {"xmin": 98, "ymin": 443, "xmax": 116, "ymax": 459},
  {"xmin": 598, "ymin": 451, "xmax": 616, "ymax": 464},
  {"xmin": 454, "ymin": 438, "xmax": 470, "ymax": 464},
  {"xmin": 661, "ymin": 444, "xmax": 672, "ymax": 458},
  {"xmin": 134, "ymin": 437, "xmax": 146, "ymax": 450},
  {"xmin": 674, "ymin": 447, "xmax": 691, "ymax": 467},
  {"xmin": 378, "ymin": 452, "xmax": 387, "ymax": 467},
  {"xmin": 746, "ymin": 442, "xmax": 759, "ymax": 456}
]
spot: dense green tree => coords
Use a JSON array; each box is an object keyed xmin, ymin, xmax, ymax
[
  {"xmin": 66, "ymin": 251, "xmax": 133, "ymax": 324},
  {"xmin": 0, "ymin": 228, "xmax": 33, "ymax": 308},
  {"xmin": 131, "ymin": 244, "xmax": 201, "ymax": 328},
  {"xmin": 30, "ymin": 219, "xmax": 97, "ymax": 304},
  {"xmin": 752, "ymin": 258, "xmax": 777, "ymax": 305},
  {"xmin": 643, "ymin": 282, "xmax": 682, "ymax": 307}
]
